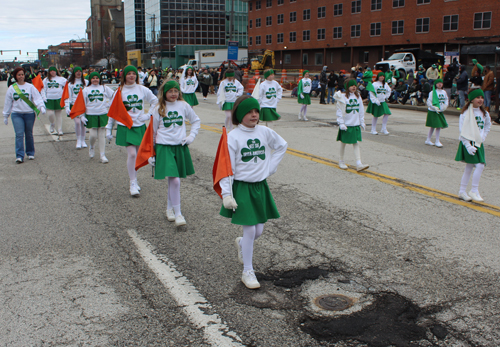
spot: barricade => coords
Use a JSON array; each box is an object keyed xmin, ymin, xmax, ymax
[{"xmin": 280, "ymin": 69, "xmax": 287, "ymax": 84}]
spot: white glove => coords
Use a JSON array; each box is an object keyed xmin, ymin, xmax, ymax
[
  {"xmin": 481, "ymin": 134, "xmax": 487, "ymax": 142},
  {"xmin": 40, "ymin": 106, "xmax": 46, "ymax": 114},
  {"xmin": 148, "ymin": 157, "xmax": 155, "ymax": 166},
  {"xmin": 465, "ymin": 143, "xmax": 477, "ymax": 156},
  {"xmin": 65, "ymin": 107, "xmax": 70, "ymax": 116},
  {"xmin": 339, "ymin": 124, "xmax": 347, "ymax": 131},
  {"xmin": 360, "ymin": 123, "xmax": 366, "ymax": 131},
  {"xmin": 80, "ymin": 115, "xmax": 88, "ymax": 125},
  {"xmin": 106, "ymin": 129, "xmax": 113, "ymax": 141},
  {"xmin": 376, "ymin": 101, "xmax": 381, "ymax": 106},
  {"xmin": 138, "ymin": 114, "xmax": 150, "ymax": 122},
  {"xmin": 3, "ymin": 117, "xmax": 8, "ymax": 125},
  {"xmin": 181, "ymin": 135, "xmax": 195, "ymax": 146},
  {"xmin": 223, "ymin": 196, "xmax": 238, "ymax": 210},
  {"xmin": 300, "ymin": 93, "xmax": 305, "ymax": 99},
  {"xmin": 431, "ymin": 106, "xmax": 440, "ymax": 113}
]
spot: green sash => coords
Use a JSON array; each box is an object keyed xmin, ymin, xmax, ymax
[{"xmin": 12, "ymin": 83, "xmax": 40, "ymax": 117}]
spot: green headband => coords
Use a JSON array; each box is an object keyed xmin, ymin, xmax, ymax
[
  {"xmin": 49, "ymin": 66, "xmax": 57, "ymax": 73},
  {"xmin": 433, "ymin": 79, "xmax": 443, "ymax": 86},
  {"xmin": 225, "ymin": 72, "xmax": 235, "ymax": 77},
  {"xmin": 468, "ymin": 88, "xmax": 484, "ymax": 102},
  {"xmin": 472, "ymin": 59, "xmax": 478, "ymax": 64},
  {"xmin": 264, "ymin": 69, "xmax": 274, "ymax": 79},
  {"xmin": 344, "ymin": 79, "xmax": 357, "ymax": 90},
  {"xmin": 302, "ymin": 70, "xmax": 309, "ymax": 77},
  {"xmin": 89, "ymin": 71, "xmax": 101, "ymax": 81},
  {"xmin": 124, "ymin": 65, "xmax": 138, "ymax": 78},
  {"xmin": 163, "ymin": 80, "xmax": 180, "ymax": 94},
  {"xmin": 234, "ymin": 97, "xmax": 260, "ymax": 123},
  {"xmin": 377, "ymin": 72, "xmax": 385, "ymax": 78},
  {"xmin": 73, "ymin": 67, "xmax": 82, "ymax": 73}
]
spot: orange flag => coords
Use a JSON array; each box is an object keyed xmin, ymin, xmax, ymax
[
  {"xmin": 135, "ymin": 116, "xmax": 155, "ymax": 171},
  {"xmin": 212, "ymin": 127, "xmax": 233, "ymax": 199},
  {"xmin": 69, "ymin": 88, "xmax": 86, "ymax": 119},
  {"xmin": 60, "ymin": 82, "xmax": 69, "ymax": 108},
  {"xmin": 108, "ymin": 87, "xmax": 133, "ymax": 129},
  {"xmin": 32, "ymin": 74, "xmax": 43, "ymax": 92}
]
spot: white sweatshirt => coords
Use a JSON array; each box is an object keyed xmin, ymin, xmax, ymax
[
  {"xmin": 426, "ymin": 89, "xmax": 449, "ymax": 113},
  {"xmin": 82, "ymin": 85, "xmax": 115, "ymax": 115},
  {"xmin": 151, "ymin": 100, "xmax": 201, "ymax": 145},
  {"xmin": 219, "ymin": 124, "xmax": 288, "ymax": 198},
  {"xmin": 66, "ymin": 78, "xmax": 89, "ymax": 106},
  {"xmin": 218, "ymin": 79, "xmax": 244, "ymax": 103},
  {"xmin": 299, "ymin": 78, "xmax": 312, "ymax": 94},
  {"xmin": 42, "ymin": 76, "xmax": 67, "ymax": 101},
  {"xmin": 3, "ymin": 83, "xmax": 45, "ymax": 116},
  {"xmin": 112, "ymin": 83, "xmax": 158, "ymax": 127},
  {"xmin": 180, "ymin": 76, "xmax": 199, "ymax": 94},
  {"xmin": 259, "ymin": 80, "xmax": 283, "ymax": 108},
  {"xmin": 336, "ymin": 92, "xmax": 365, "ymax": 126},
  {"xmin": 369, "ymin": 81, "xmax": 391, "ymax": 104},
  {"xmin": 458, "ymin": 107, "xmax": 491, "ymax": 145}
]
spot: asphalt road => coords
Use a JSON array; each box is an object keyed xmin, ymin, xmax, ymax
[{"xmin": 1, "ymin": 81, "xmax": 499, "ymax": 347}]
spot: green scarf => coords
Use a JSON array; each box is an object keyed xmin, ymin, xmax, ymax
[
  {"xmin": 12, "ymin": 83, "xmax": 40, "ymax": 117},
  {"xmin": 432, "ymin": 79, "xmax": 443, "ymax": 112}
]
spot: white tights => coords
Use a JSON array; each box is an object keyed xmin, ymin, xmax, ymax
[
  {"xmin": 126, "ymin": 145, "xmax": 139, "ymax": 182},
  {"xmin": 89, "ymin": 128, "xmax": 106, "ymax": 156},
  {"xmin": 225, "ymin": 111, "xmax": 233, "ymax": 131},
  {"xmin": 340, "ymin": 143, "xmax": 362, "ymax": 165},
  {"xmin": 74, "ymin": 117, "xmax": 85, "ymax": 140},
  {"xmin": 167, "ymin": 177, "xmax": 181, "ymax": 216},
  {"xmin": 301, "ymin": 105, "xmax": 308, "ymax": 117},
  {"xmin": 48, "ymin": 110, "xmax": 63, "ymax": 133},
  {"xmin": 241, "ymin": 224, "xmax": 265, "ymax": 272},
  {"xmin": 371, "ymin": 115, "xmax": 389, "ymax": 132},
  {"xmin": 459, "ymin": 163, "xmax": 485, "ymax": 194},
  {"xmin": 427, "ymin": 128, "xmax": 441, "ymax": 142}
]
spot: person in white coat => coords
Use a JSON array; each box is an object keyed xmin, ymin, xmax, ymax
[
  {"xmin": 42, "ymin": 66, "xmax": 67, "ymax": 135},
  {"xmin": 425, "ymin": 79, "xmax": 449, "ymax": 147},
  {"xmin": 65, "ymin": 67, "xmax": 89, "ymax": 149},
  {"xmin": 366, "ymin": 72, "xmax": 391, "ymax": 135},
  {"xmin": 217, "ymin": 69, "xmax": 244, "ymax": 131},
  {"xmin": 258, "ymin": 69, "xmax": 282, "ymax": 123}
]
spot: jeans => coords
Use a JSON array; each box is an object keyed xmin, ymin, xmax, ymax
[
  {"xmin": 327, "ymin": 87, "xmax": 335, "ymax": 103},
  {"xmin": 149, "ymin": 87, "xmax": 158, "ymax": 96},
  {"xmin": 11, "ymin": 112, "xmax": 36, "ymax": 159},
  {"xmin": 458, "ymin": 90, "xmax": 468, "ymax": 108},
  {"xmin": 484, "ymin": 90, "xmax": 492, "ymax": 108}
]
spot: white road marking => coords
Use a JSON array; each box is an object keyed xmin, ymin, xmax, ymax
[{"xmin": 127, "ymin": 229, "xmax": 243, "ymax": 346}]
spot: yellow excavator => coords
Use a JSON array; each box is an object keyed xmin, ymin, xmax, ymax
[{"xmin": 250, "ymin": 50, "xmax": 275, "ymax": 70}]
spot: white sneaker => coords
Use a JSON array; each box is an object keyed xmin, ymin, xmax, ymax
[
  {"xmin": 49, "ymin": 124, "xmax": 55, "ymax": 133},
  {"xmin": 380, "ymin": 129, "xmax": 390, "ymax": 135},
  {"xmin": 356, "ymin": 164, "xmax": 369, "ymax": 172},
  {"xmin": 425, "ymin": 140, "xmax": 435, "ymax": 146},
  {"xmin": 100, "ymin": 155, "xmax": 109, "ymax": 164},
  {"xmin": 435, "ymin": 141, "xmax": 443, "ymax": 148},
  {"xmin": 235, "ymin": 237, "xmax": 243, "ymax": 264},
  {"xmin": 15, "ymin": 158, "xmax": 23, "ymax": 164},
  {"xmin": 241, "ymin": 270, "xmax": 260, "ymax": 289},
  {"xmin": 303, "ymin": 116, "xmax": 309, "ymax": 121},
  {"xmin": 339, "ymin": 161, "xmax": 348, "ymax": 170},
  {"xmin": 175, "ymin": 215, "xmax": 186, "ymax": 227},
  {"xmin": 89, "ymin": 147, "xmax": 95, "ymax": 158},
  {"xmin": 165, "ymin": 209, "xmax": 175, "ymax": 222},
  {"xmin": 370, "ymin": 131, "xmax": 378, "ymax": 135},
  {"xmin": 135, "ymin": 180, "xmax": 141, "ymax": 191},
  {"xmin": 469, "ymin": 191, "xmax": 484, "ymax": 202},
  {"xmin": 76, "ymin": 138, "xmax": 82, "ymax": 149},
  {"xmin": 130, "ymin": 181, "xmax": 140, "ymax": 196},
  {"xmin": 81, "ymin": 138, "xmax": 88, "ymax": 148},
  {"xmin": 458, "ymin": 192, "xmax": 472, "ymax": 202},
  {"xmin": 58, "ymin": 131, "xmax": 63, "ymax": 136},
  {"xmin": 298, "ymin": 111, "xmax": 303, "ymax": 120},
  {"xmin": 28, "ymin": 156, "xmax": 35, "ymax": 160}
]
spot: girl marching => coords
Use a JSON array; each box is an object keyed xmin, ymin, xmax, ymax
[
  {"xmin": 297, "ymin": 70, "xmax": 312, "ymax": 121},
  {"xmin": 219, "ymin": 95, "xmax": 288, "ymax": 289},
  {"xmin": 65, "ymin": 67, "xmax": 89, "ymax": 149},
  {"xmin": 111, "ymin": 65, "xmax": 158, "ymax": 196},
  {"xmin": 149, "ymin": 80, "xmax": 201, "ymax": 226},
  {"xmin": 258, "ymin": 69, "xmax": 283, "ymax": 124},
  {"xmin": 425, "ymin": 79, "xmax": 448, "ymax": 147},
  {"xmin": 334, "ymin": 79, "xmax": 369, "ymax": 172},
  {"xmin": 42, "ymin": 66, "xmax": 67, "ymax": 135},
  {"xmin": 455, "ymin": 89, "xmax": 491, "ymax": 202},
  {"xmin": 366, "ymin": 72, "xmax": 391, "ymax": 135},
  {"xmin": 180, "ymin": 67, "xmax": 199, "ymax": 107},
  {"xmin": 81, "ymin": 71, "xmax": 115, "ymax": 163},
  {"xmin": 217, "ymin": 69, "xmax": 244, "ymax": 131}
]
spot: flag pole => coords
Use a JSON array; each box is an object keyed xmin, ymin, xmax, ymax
[{"xmin": 223, "ymin": 126, "xmax": 235, "ymax": 212}]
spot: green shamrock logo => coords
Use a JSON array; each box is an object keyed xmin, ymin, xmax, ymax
[
  {"xmin": 162, "ymin": 111, "xmax": 183, "ymax": 127},
  {"xmin": 241, "ymin": 139, "xmax": 266, "ymax": 163},
  {"xmin": 376, "ymin": 87, "xmax": 386, "ymax": 95},
  {"xmin": 438, "ymin": 94, "xmax": 446, "ymax": 105},
  {"xmin": 265, "ymin": 87, "xmax": 277, "ymax": 99},
  {"xmin": 475, "ymin": 116, "xmax": 484, "ymax": 130},
  {"xmin": 304, "ymin": 81, "xmax": 311, "ymax": 87},
  {"xmin": 13, "ymin": 89, "xmax": 29, "ymax": 101},
  {"xmin": 88, "ymin": 90, "xmax": 104, "ymax": 102},
  {"xmin": 186, "ymin": 79, "xmax": 195, "ymax": 86},
  {"xmin": 73, "ymin": 85, "xmax": 83, "ymax": 94},
  {"xmin": 345, "ymin": 98, "xmax": 360, "ymax": 114},
  {"xmin": 225, "ymin": 84, "xmax": 237, "ymax": 93},
  {"xmin": 48, "ymin": 81, "xmax": 60, "ymax": 89},
  {"xmin": 123, "ymin": 94, "xmax": 143, "ymax": 111}
]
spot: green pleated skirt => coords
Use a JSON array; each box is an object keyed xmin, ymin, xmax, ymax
[
  {"xmin": 366, "ymin": 101, "xmax": 391, "ymax": 117},
  {"xmin": 455, "ymin": 143, "xmax": 485, "ymax": 164},
  {"xmin": 425, "ymin": 111, "xmax": 448, "ymax": 128},
  {"xmin": 154, "ymin": 144, "xmax": 195, "ymax": 179},
  {"xmin": 298, "ymin": 94, "xmax": 311, "ymax": 105},
  {"xmin": 86, "ymin": 114, "xmax": 109, "ymax": 128},
  {"xmin": 337, "ymin": 126, "xmax": 362, "ymax": 144},
  {"xmin": 222, "ymin": 102, "xmax": 234, "ymax": 110},
  {"xmin": 259, "ymin": 108, "xmax": 281, "ymax": 122},
  {"xmin": 45, "ymin": 99, "xmax": 64, "ymax": 110},
  {"xmin": 116, "ymin": 124, "xmax": 146, "ymax": 147},
  {"xmin": 183, "ymin": 93, "xmax": 199, "ymax": 106}
]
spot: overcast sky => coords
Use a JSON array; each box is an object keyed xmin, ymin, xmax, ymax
[{"xmin": 0, "ymin": 0, "xmax": 91, "ymax": 63}]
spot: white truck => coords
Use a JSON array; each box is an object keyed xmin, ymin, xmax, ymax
[
  {"xmin": 180, "ymin": 48, "xmax": 248, "ymax": 70},
  {"xmin": 375, "ymin": 48, "xmax": 444, "ymax": 79}
]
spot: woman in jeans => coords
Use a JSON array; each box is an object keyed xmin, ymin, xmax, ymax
[{"xmin": 3, "ymin": 67, "xmax": 46, "ymax": 163}]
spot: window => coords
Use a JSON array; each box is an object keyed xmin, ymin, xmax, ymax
[
  {"xmin": 256, "ymin": 18, "xmax": 261, "ymax": 27},
  {"xmin": 290, "ymin": 11, "xmax": 297, "ymax": 23},
  {"xmin": 443, "ymin": 15, "xmax": 458, "ymax": 31},
  {"xmin": 266, "ymin": 34, "xmax": 272, "ymax": 44},
  {"xmin": 370, "ymin": 22, "xmax": 381, "ymax": 36},
  {"xmin": 249, "ymin": 19, "xmax": 252, "ymax": 29},
  {"xmin": 266, "ymin": 16, "xmax": 272, "ymax": 26},
  {"xmin": 249, "ymin": 2, "xmax": 252, "ymax": 11},
  {"xmin": 334, "ymin": 3, "xmax": 343, "ymax": 16},
  {"xmin": 416, "ymin": 17, "xmax": 430, "ymax": 33},
  {"xmin": 284, "ymin": 54, "xmax": 291, "ymax": 64},
  {"xmin": 393, "ymin": 0, "xmax": 404, "ymax": 7},
  {"xmin": 363, "ymin": 51, "xmax": 369, "ymax": 63},
  {"xmin": 417, "ymin": 0, "xmax": 430, "ymax": 3},
  {"xmin": 474, "ymin": 12, "xmax": 491, "ymax": 29},
  {"xmin": 392, "ymin": 20, "xmax": 404, "ymax": 34},
  {"xmin": 290, "ymin": 0, "xmax": 296, "ymax": 2},
  {"xmin": 303, "ymin": 30, "xmax": 310, "ymax": 41},
  {"xmin": 256, "ymin": 36, "xmax": 261, "ymax": 45},
  {"xmin": 351, "ymin": 0, "xmax": 361, "ymax": 14},
  {"xmin": 303, "ymin": 9, "xmax": 310, "ymax": 21},
  {"xmin": 341, "ymin": 50, "xmax": 351, "ymax": 63},
  {"xmin": 318, "ymin": 6, "xmax": 326, "ymax": 18},
  {"xmin": 315, "ymin": 53, "xmax": 323, "ymax": 65},
  {"xmin": 333, "ymin": 26, "xmax": 342, "ymax": 39},
  {"xmin": 277, "ymin": 14, "xmax": 284, "ymax": 24},
  {"xmin": 278, "ymin": 0, "xmax": 284, "ymax": 4},
  {"xmin": 303, "ymin": 53, "xmax": 308, "ymax": 65},
  {"xmin": 256, "ymin": 0, "xmax": 261, "ymax": 10},
  {"xmin": 317, "ymin": 28, "xmax": 325, "ymax": 40},
  {"xmin": 266, "ymin": 0, "xmax": 272, "ymax": 7},
  {"xmin": 351, "ymin": 24, "xmax": 361, "ymax": 38},
  {"xmin": 277, "ymin": 33, "xmax": 284, "ymax": 43},
  {"xmin": 249, "ymin": 37, "xmax": 253, "ymax": 46},
  {"xmin": 289, "ymin": 31, "xmax": 296, "ymax": 42},
  {"xmin": 371, "ymin": 0, "xmax": 381, "ymax": 11}
]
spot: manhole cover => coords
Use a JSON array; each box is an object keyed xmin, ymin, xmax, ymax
[{"xmin": 314, "ymin": 294, "xmax": 353, "ymax": 311}]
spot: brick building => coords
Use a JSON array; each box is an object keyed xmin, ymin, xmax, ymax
[{"xmin": 246, "ymin": 0, "xmax": 500, "ymax": 72}]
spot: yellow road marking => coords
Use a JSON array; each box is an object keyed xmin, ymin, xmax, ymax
[{"xmin": 200, "ymin": 124, "xmax": 500, "ymax": 218}]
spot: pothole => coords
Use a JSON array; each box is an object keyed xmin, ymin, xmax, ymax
[{"xmin": 314, "ymin": 294, "xmax": 353, "ymax": 311}]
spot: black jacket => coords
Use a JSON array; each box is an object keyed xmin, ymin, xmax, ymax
[{"xmin": 456, "ymin": 70, "xmax": 469, "ymax": 91}]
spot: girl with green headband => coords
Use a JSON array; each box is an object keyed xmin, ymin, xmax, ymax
[
  {"xmin": 180, "ymin": 67, "xmax": 199, "ymax": 107},
  {"xmin": 217, "ymin": 68, "xmax": 244, "ymax": 131},
  {"xmin": 425, "ymin": 79, "xmax": 448, "ymax": 147},
  {"xmin": 66, "ymin": 67, "xmax": 89, "ymax": 149},
  {"xmin": 257, "ymin": 69, "xmax": 283, "ymax": 123},
  {"xmin": 455, "ymin": 89, "xmax": 491, "ymax": 202},
  {"xmin": 148, "ymin": 79, "xmax": 201, "ymax": 226},
  {"xmin": 297, "ymin": 70, "xmax": 311, "ymax": 121},
  {"xmin": 42, "ymin": 66, "xmax": 67, "ymax": 135},
  {"xmin": 366, "ymin": 72, "xmax": 391, "ymax": 135},
  {"xmin": 219, "ymin": 95, "xmax": 288, "ymax": 289}
]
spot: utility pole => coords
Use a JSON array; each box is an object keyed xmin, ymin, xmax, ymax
[{"xmin": 229, "ymin": 0, "xmax": 235, "ymax": 42}]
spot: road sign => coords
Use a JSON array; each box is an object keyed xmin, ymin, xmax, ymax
[{"xmin": 227, "ymin": 41, "xmax": 239, "ymax": 61}]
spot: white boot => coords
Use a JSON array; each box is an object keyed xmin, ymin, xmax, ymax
[
  {"xmin": 130, "ymin": 181, "xmax": 140, "ymax": 196},
  {"xmin": 76, "ymin": 138, "xmax": 82, "ymax": 149},
  {"xmin": 81, "ymin": 135, "xmax": 88, "ymax": 148}
]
